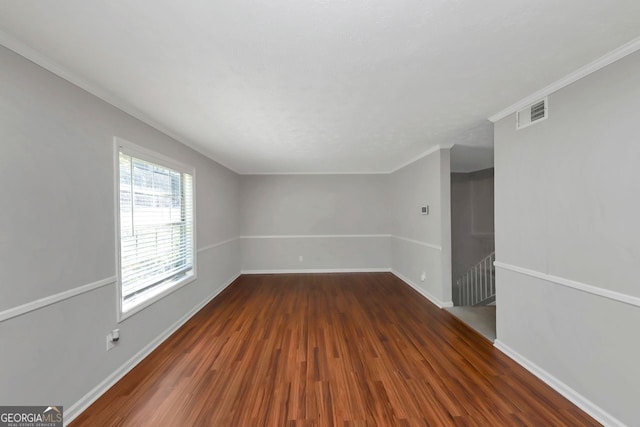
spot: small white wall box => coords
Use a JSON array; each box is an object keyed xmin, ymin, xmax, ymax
[{"xmin": 421, "ymin": 206, "xmax": 429, "ymax": 215}]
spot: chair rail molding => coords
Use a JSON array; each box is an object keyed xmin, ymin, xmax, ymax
[
  {"xmin": 494, "ymin": 261, "xmax": 640, "ymax": 307},
  {"xmin": 0, "ymin": 276, "xmax": 117, "ymax": 323}
]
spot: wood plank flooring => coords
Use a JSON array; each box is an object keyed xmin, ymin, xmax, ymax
[{"xmin": 70, "ymin": 273, "xmax": 599, "ymax": 426}]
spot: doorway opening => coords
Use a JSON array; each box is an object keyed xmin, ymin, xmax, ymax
[{"xmin": 448, "ymin": 168, "xmax": 495, "ymax": 341}]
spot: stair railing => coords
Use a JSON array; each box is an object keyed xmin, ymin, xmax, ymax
[{"xmin": 457, "ymin": 252, "xmax": 495, "ymax": 306}]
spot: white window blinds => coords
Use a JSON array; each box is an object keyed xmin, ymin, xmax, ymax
[{"xmin": 118, "ymin": 148, "xmax": 194, "ymax": 315}]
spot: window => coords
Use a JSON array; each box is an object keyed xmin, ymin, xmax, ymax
[{"xmin": 115, "ymin": 139, "xmax": 195, "ymax": 319}]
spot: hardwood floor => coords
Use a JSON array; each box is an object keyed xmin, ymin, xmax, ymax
[{"xmin": 70, "ymin": 273, "xmax": 599, "ymax": 426}]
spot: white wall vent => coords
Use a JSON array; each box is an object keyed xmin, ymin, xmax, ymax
[{"xmin": 516, "ymin": 97, "xmax": 548, "ymax": 129}]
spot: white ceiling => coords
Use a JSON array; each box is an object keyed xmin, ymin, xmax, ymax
[{"xmin": 1, "ymin": 1, "xmax": 639, "ymax": 173}]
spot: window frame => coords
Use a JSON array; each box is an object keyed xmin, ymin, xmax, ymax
[{"xmin": 114, "ymin": 137, "xmax": 197, "ymax": 322}]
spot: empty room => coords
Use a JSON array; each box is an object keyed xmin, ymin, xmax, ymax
[{"xmin": 1, "ymin": 1, "xmax": 639, "ymax": 426}]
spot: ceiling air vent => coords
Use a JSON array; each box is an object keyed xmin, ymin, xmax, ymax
[{"xmin": 516, "ymin": 97, "xmax": 548, "ymax": 129}]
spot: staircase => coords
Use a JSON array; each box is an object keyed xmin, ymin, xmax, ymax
[{"xmin": 456, "ymin": 252, "xmax": 495, "ymax": 306}]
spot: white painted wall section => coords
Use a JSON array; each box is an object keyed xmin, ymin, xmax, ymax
[
  {"xmin": 494, "ymin": 49, "xmax": 640, "ymax": 426},
  {"xmin": 0, "ymin": 45, "xmax": 242, "ymax": 422}
]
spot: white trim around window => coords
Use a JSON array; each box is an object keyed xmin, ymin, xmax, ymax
[{"xmin": 114, "ymin": 137, "xmax": 197, "ymax": 322}]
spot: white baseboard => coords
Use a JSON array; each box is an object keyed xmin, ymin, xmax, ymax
[
  {"xmin": 64, "ymin": 273, "xmax": 241, "ymax": 425},
  {"xmin": 241, "ymin": 268, "xmax": 392, "ymax": 274},
  {"xmin": 494, "ymin": 340, "xmax": 623, "ymax": 427},
  {"xmin": 391, "ymin": 270, "xmax": 453, "ymax": 309}
]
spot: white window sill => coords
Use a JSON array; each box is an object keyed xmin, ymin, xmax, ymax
[{"xmin": 118, "ymin": 272, "xmax": 197, "ymax": 322}]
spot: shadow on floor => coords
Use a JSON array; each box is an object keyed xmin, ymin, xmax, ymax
[{"xmin": 445, "ymin": 306, "xmax": 496, "ymax": 342}]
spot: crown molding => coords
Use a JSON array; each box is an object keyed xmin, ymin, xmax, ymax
[
  {"xmin": 243, "ymin": 170, "xmax": 390, "ymax": 176},
  {"xmin": 0, "ymin": 30, "xmax": 240, "ymax": 174},
  {"xmin": 389, "ymin": 143, "xmax": 453, "ymax": 173},
  {"xmin": 489, "ymin": 35, "xmax": 640, "ymax": 123},
  {"xmin": 239, "ymin": 144, "xmax": 453, "ymax": 175},
  {"xmin": 0, "ymin": 30, "xmax": 453, "ymax": 176}
]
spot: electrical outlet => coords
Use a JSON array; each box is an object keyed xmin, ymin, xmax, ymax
[
  {"xmin": 106, "ymin": 333, "xmax": 115, "ymax": 351},
  {"xmin": 299, "ymin": 255, "xmax": 303, "ymax": 262},
  {"xmin": 106, "ymin": 329, "xmax": 120, "ymax": 351},
  {"xmin": 420, "ymin": 272, "xmax": 426, "ymax": 282}
]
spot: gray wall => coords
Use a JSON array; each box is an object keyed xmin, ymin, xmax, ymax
[
  {"xmin": 451, "ymin": 169, "xmax": 494, "ymax": 299},
  {"xmin": 240, "ymin": 174, "xmax": 391, "ymax": 271},
  {"xmin": 494, "ymin": 50, "xmax": 640, "ymax": 425},
  {"xmin": 0, "ymin": 42, "xmax": 457, "ymax": 421},
  {"xmin": 0, "ymin": 46, "xmax": 241, "ymax": 415},
  {"xmin": 240, "ymin": 150, "xmax": 453, "ymax": 307},
  {"xmin": 389, "ymin": 148, "xmax": 452, "ymax": 306}
]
